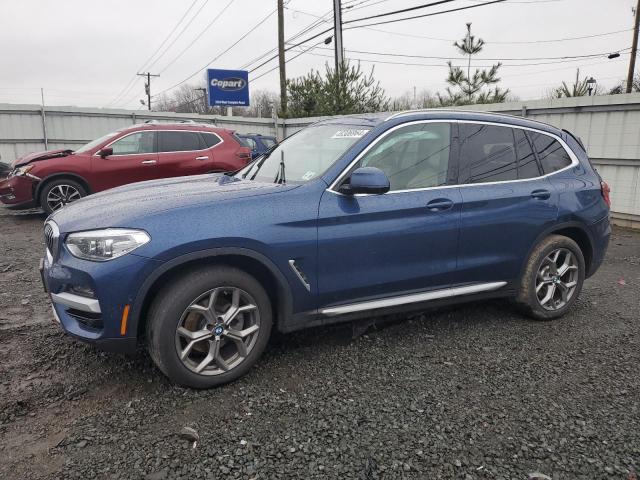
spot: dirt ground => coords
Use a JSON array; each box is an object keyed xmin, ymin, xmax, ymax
[{"xmin": 0, "ymin": 209, "xmax": 639, "ymax": 480}]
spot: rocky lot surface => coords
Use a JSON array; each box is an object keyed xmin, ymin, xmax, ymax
[{"xmin": 0, "ymin": 209, "xmax": 638, "ymax": 480}]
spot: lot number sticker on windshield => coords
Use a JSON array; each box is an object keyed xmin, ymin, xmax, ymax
[
  {"xmin": 331, "ymin": 129, "xmax": 368, "ymax": 139},
  {"xmin": 302, "ymin": 171, "xmax": 316, "ymax": 180}
]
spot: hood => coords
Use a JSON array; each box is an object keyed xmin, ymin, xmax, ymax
[
  {"xmin": 12, "ymin": 149, "xmax": 73, "ymax": 167},
  {"xmin": 50, "ymin": 174, "xmax": 298, "ymax": 232}
]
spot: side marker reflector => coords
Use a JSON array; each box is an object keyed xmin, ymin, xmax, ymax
[{"xmin": 120, "ymin": 305, "xmax": 130, "ymax": 336}]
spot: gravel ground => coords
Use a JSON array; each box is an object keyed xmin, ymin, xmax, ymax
[{"xmin": 0, "ymin": 209, "xmax": 639, "ymax": 480}]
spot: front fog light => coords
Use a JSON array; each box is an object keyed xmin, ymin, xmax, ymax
[
  {"xmin": 65, "ymin": 229, "xmax": 150, "ymax": 262},
  {"xmin": 69, "ymin": 285, "xmax": 95, "ymax": 298}
]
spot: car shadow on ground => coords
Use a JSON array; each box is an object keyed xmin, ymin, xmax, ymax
[{"xmin": 0, "ymin": 208, "xmax": 46, "ymax": 220}]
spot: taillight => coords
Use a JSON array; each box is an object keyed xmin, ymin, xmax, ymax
[
  {"xmin": 236, "ymin": 149, "xmax": 252, "ymax": 163},
  {"xmin": 601, "ymin": 180, "xmax": 611, "ymax": 208}
]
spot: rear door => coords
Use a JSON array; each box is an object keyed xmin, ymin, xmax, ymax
[
  {"xmin": 90, "ymin": 131, "xmax": 159, "ymax": 191},
  {"xmin": 455, "ymin": 123, "xmax": 558, "ymax": 285},
  {"xmin": 156, "ymin": 130, "xmax": 216, "ymax": 177}
]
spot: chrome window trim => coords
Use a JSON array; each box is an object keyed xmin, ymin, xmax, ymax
[
  {"xmin": 327, "ymin": 119, "xmax": 579, "ymax": 196},
  {"xmin": 93, "ymin": 129, "xmax": 224, "ymax": 157},
  {"xmin": 320, "ymin": 281, "xmax": 507, "ymax": 316}
]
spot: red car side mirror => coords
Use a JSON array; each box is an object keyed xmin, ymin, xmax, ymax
[{"xmin": 98, "ymin": 147, "xmax": 113, "ymax": 158}]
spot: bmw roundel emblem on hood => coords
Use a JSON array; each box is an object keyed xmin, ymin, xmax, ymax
[{"xmin": 210, "ymin": 77, "xmax": 247, "ymax": 91}]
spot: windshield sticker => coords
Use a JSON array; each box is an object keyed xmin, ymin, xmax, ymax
[
  {"xmin": 301, "ymin": 171, "xmax": 316, "ymax": 180},
  {"xmin": 331, "ymin": 129, "xmax": 368, "ymax": 139}
]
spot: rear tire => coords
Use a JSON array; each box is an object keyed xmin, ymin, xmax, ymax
[
  {"xmin": 39, "ymin": 178, "xmax": 87, "ymax": 214},
  {"xmin": 516, "ymin": 234, "xmax": 585, "ymax": 320},
  {"xmin": 147, "ymin": 266, "xmax": 272, "ymax": 388}
]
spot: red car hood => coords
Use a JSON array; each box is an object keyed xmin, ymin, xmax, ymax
[{"xmin": 12, "ymin": 148, "xmax": 74, "ymax": 167}]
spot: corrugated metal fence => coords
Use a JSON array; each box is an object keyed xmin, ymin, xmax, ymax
[{"xmin": 1, "ymin": 94, "xmax": 639, "ymax": 227}]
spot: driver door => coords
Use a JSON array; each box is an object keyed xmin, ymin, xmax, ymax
[
  {"xmin": 316, "ymin": 121, "xmax": 461, "ymax": 310},
  {"xmin": 91, "ymin": 131, "xmax": 159, "ymax": 192}
]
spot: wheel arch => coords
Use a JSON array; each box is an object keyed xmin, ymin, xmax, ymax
[
  {"xmin": 520, "ymin": 221, "xmax": 595, "ymax": 281},
  {"xmin": 34, "ymin": 172, "xmax": 92, "ymax": 202},
  {"xmin": 130, "ymin": 248, "xmax": 293, "ymax": 341}
]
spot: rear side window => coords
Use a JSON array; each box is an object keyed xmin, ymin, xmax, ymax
[
  {"xmin": 529, "ymin": 132, "xmax": 572, "ymax": 174},
  {"xmin": 158, "ymin": 131, "xmax": 203, "ymax": 152},
  {"xmin": 242, "ymin": 137, "xmax": 258, "ymax": 150},
  {"xmin": 201, "ymin": 132, "xmax": 221, "ymax": 148},
  {"xmin": 514, "ymin": 129, "xmax": 540, "ymax": 179},
  {"xmin": 262, "ymin": 137, "xmax": 276, "ymax": 148},
  {"xmin": 458, "ymin": 124, "xmax": 518, "ymax": 183}
]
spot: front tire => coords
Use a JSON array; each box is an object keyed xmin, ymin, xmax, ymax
[
  {"xmin": 147, "ymin": 266, "xmax": 272, "ymax": 388},
  {"xmin": 517, "ymin": 234, "xmax": 585, "ymax": 320},
  {"xmin": 39, "ymin": 178, "xmax": 87, "ymax": 214}
]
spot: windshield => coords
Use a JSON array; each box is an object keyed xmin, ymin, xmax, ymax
[
  {"xmin": 237, "ymin": 125, "xmax": 370, "ymax": 184},
  {"xmin": 75, "ymin": 131, "xmax": 118, "ymax": 153}
]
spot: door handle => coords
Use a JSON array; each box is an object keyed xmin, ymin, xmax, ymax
[
  {"xmin": 141, "ymin": 159, "xmax": 157, "ymax": 165},
  {"xmin": 195, "ymin": 156, "xmax": 209, "ymax": 161},
  {"xmin": 426, "ymin": 198, "xmax": 454, "ymax": 212},
  {"xmin": 531, "ymin": 189, "xmax": 551, "ymax": 200}
]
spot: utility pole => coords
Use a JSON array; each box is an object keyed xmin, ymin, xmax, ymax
[
  {"xmin": 137, "ymin": 72, "xmax": 160, "ymax": 110},
  {"xmin": 626, "ymin": 0, "xmax": 640, "ymax": 93},
  {"xmin": 277, "ymin": 0, "xmax": 287, "ymax": 116},
  {"xmin": 333, "ymin": 0, "xmax": 344, "ymax": 71}
]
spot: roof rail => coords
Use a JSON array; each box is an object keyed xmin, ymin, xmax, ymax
[{"xmin": 143, "ymin": 119, "xmax": 198, "ymax": 124}]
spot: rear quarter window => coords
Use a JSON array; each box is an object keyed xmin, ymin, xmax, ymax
[
  {"xmin": 200, "ymin": 132, "xmax": 222, "ymax": 148},
  {"xmin": 529, "ymin": 132, "xmax": 572, "ymax": 174}
]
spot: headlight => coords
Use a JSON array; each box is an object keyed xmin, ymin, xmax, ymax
[
  {"xmin": 10, "ymin": 165, "xmax": 34, "ymax": 177},
  {"xmin": 65, "ymin": 229, "xmax": 150, "ymax": 262}
]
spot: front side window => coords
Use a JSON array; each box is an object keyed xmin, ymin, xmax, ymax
[
  {"xmin": 238, "ymin": 124, "xmax": 370, "ymax": 184},
  {"xmin": 459, "ymin": 124, "xmax": 518, "ymax": 183},
  {"xmin": 158, "ymin": 131, "xmax": 203, "ymax": 153},
  {"xmin": 529, "ymin": 132, "xmax": 572, "ymax": 174},
  {"xmin": 110, "ymin": 132, "xmax": 156, "ymax": 155},
  {"xmin": 355, "ymin": 122, "xmax": 452, "ymax": 191}
]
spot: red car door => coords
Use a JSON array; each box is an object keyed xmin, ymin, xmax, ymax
[
  {"xmin": 156, "ymin": 130, "xmax": 217, "ymax": 177},
  {"xmin": 90, "ymin": 131, "xmax": 159, "ymax": 192}
]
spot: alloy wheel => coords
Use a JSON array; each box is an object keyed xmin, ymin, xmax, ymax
[
  {"xmin": 535, "ymin": 248, "xmax": 579, "ymax": 311},
  {"xmin": 46, "ymin": 184, "xmax": 82, "ymax": 211},
  {"xmin": 174, "ymin": 287, "xmax": 260, "ymax": 375}
]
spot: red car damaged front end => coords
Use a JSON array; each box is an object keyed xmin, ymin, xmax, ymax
[
  {"xmin": 0, "ymin": 149, "xmax": 73, "ymax": 209},
  {"xmin": 0, "ymin": 165, "xmax": 40, "ymax": 209}
]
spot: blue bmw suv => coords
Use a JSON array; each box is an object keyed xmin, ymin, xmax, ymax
[{"xmin": 41, "ymin": 110, "xmax": 611, "ymax": 388}]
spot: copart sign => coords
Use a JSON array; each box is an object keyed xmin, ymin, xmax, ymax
[{"xmin": 206, "ymin": 69, "xmax": 249, "ymax": 107}]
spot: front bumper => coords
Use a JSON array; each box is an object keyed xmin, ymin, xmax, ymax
[
  {"xmin": 0, "ymin": 175, "xmax": 37, "ymax": 207},
  {"xmin": 41, "ymin": 243, "xmax": 160, "ymax": 354}
]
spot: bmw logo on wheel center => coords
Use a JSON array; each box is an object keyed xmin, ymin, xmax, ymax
[{"xmin": 207, "ymin": 68, "xmax": 250, "ymax": 107}]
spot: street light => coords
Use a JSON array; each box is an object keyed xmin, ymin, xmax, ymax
[{"xmin": 586, "ymin": 77, "xmax": 597, "ymax": 96}]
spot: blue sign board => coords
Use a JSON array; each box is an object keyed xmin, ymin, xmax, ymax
[{"xmin": 206, "ymin": 69, "xmax": 249, "ymax": 107}]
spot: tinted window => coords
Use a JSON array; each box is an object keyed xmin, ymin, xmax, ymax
[
  {"xmin": 110, "ymin": 132, "xmax": 155, "ymax": 155},
  {"xmin": 459, "ymin": 124, "xmax": 518, "ymax": 183},
  {"xmin": 158, "ymin": 131, "xmax": 203, "ymax": 152},
  {"xmin": 514, "ymin": 129, "xmax": 540, "ymax": 179},
  {"xmin": 201, "ymin": 132, "xmax": 221, "ymax": 148},
  {"xmin": 529, "ymin": 132, "xmax": 572, "ymax": 174},
  {"xmin": 357, "ymin": 122, "xmax": 451, "ymax": 191}
]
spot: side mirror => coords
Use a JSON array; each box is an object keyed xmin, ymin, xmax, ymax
[
  {"xmin": 340, "ymin": 167, "xmax": 390, "ymax": 195},
  {"xmin": 98, "ymin": 147, "xmax": 113, "ymax": 158}
]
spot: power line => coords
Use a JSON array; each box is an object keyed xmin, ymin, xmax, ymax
[
  {"xmin": 249, "ymin": 0, "xmax": 507, "ymax": 75},
  {"xmin": 157, "ymin": 0, "xmax": 235, "ymax": 75},
  {"xmin": 153, "ymin": 8, "xmax": 277, "ymax": 98},
  {"xmin": 311, "ymin": 45, "xmax": 631, "ymax": 62},
  {"xmin": 105, "ymin": 0, "xmax": 200, "ymax": 107}
]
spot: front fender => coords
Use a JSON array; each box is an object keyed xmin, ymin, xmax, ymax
[{"xmin": 127, "ymin": 247, "xmax": 294, "ymax": 338}]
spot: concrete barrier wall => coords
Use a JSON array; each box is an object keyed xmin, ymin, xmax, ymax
[{"xmin": 1, "ymin": 94, "xmax": 639, "ymax": 227}]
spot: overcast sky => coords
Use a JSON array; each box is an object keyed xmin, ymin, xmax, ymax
[{"xmin": 0, "ymin": 0, "xmax": 636, "ymax": 109}]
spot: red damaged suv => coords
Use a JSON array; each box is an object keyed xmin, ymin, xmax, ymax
[{"xmin": 0, "ymin": 122, "xmax": 252, "ymax": 213}]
